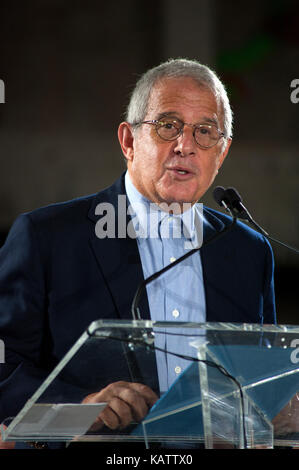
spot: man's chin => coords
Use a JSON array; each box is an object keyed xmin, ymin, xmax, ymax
[{"xmin": 155, "ymin": 193, "xmax": 198, "ymax": 213}]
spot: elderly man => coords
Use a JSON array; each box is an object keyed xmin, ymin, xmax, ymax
[{"xmin": 0, "ymin": 59, "xmax": 276, "ymax": 439}]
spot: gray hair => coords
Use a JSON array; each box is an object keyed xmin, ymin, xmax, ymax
[{"xmin": 126, "ymin": 58, "xmax": 233, "ymax": 139}]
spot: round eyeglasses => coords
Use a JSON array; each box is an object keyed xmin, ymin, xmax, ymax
[{"xmin": 135, "ymin": 117, "xmax": 226, "ymax": 149}]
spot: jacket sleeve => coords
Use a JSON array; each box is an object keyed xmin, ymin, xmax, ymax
[
  {"xmin": 262, "ymin": 236, "xmax": 277, "ymax": 325},
  {"xmin": 0, "ymin": 214, "xmax": 87, "ymax": 425}
]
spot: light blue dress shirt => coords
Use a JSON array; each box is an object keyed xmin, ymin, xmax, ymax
[{"xmin": 125, "ymin": 172, "xmax": 206, "ymax": 392}]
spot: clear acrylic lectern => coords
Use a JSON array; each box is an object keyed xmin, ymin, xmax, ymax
[{"xmin": 1, "ymin": 321, "xmax": 299, "ymax": 449}]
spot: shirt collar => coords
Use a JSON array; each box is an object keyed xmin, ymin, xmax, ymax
[{"xmin": 125, "ymin": 171, "xmax": 201, "ymax": 242}]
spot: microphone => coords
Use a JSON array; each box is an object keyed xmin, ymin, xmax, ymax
[
  {"xmin": 222, "ymin": 188, "xmax": 253, "ymax": 221},
  {"xmin": 214, "ymin": 186, "xmax": 299, "ymax": 254},
  {"xmin": 213, "ymin": 186, "xmax": 235, "ymax": 215},
  {"xmin": 131, "ymin": 198, "xmax": 237, "ymax": 321}
]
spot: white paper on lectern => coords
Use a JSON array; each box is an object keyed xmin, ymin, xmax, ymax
[{"xmin": 13, "ymin": 403, "xmax": 106, "ymax": 436}]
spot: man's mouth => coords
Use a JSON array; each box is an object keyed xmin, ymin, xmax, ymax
[{"xmin": 167, "ymin": 166, "xmax": 195, "ymax": 176}]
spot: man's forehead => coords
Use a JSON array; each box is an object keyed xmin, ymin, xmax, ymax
[
  {"xmin": 151, "ymin": 75, "xmax": 215, "ymax": 95},
  {"xmin": 147, "ymin": 77, "xmax": 220, "ymax": 115}
]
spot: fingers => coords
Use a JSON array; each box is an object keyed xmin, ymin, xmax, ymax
[
  {"xmin": 0, "ymin": 424, "xmax": 15, "ymax": 449},
  {"xmin": 128, "ymin": 382, "xmax": 159, "ymax": 407},
  {"xmin": 83, "ymin": 381, "xmax": 158, "ymax": 431},
  {"xmin": 100, "ymin": 396, "xmax": 133, "ymax": 429},
  {"xmin": 97, "ymin": 381, "xmax": 158, "ymax": 430},
  {"xmin": 272, "ymin": 394, "xmax": 299, "ymax": 435}
]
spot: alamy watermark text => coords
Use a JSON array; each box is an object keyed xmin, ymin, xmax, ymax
[
  {"xmin": 0, "ymin": 340, "xmax": 4, "ymax": 363},
  {"xmin": 290, "ymin": 79, "xmax": 299, "ymax": 104},
  {"xmin": 0, "ymin": 79, "xmax": 4, "ymax": 103},
  {"xmin": 290, "ymin": 339, "xmax": 299, "ymax": 364},
  {"xmin": 94, "ymin": 196, "xmax": 203, "ymax": 250}
]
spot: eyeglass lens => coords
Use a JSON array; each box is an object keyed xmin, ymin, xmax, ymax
[{"xmin": 156, "ymin": 118, "xmax": 220, "ymax": 147}]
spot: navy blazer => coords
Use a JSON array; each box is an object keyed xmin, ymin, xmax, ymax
[{"xmin": 0, "ymin": 175, "xmax": 276, "ymax": 423}]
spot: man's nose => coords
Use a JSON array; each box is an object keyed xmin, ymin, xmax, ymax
[{"xmin": 173, "ymin": 125, "xmax": 197, "ymax": 156}]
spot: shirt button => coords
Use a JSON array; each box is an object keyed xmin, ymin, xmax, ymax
[
  {"xmin": 172, "ymin": 309, "xmax": 180, "ymax": 318},
  {"xmin": 174, "ymin": 366, "xmax": 182, "ymax": 375},
  {"xmin": 170, "ymin": 256, "xmax": 176, "ymax": 263}
]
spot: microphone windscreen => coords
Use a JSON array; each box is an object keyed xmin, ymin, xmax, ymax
[
  {"xmin": 213, "ymin": 186, "xmax": 226, "ymax": 207},
  {"xmin": 225, "ymin": 187, "xmax": 242, "ymax": 205}
]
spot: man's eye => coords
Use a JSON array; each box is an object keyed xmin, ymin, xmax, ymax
[
  {"xmin": 160, "ymin": 120, "xmax": 180, "ymax": 129},
  {"xmin": 198, "ymin": 126, "xmax": 211, "ymax": 135},
  {"xmin": 163, "ymin": 122, "xmax": 175, "ymax": 129}
]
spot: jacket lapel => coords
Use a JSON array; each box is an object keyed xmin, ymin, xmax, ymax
[
  {"xmin": 87, "ymin": 175, "xmax": 157, "ymax": 389},
  {"xmin": 201, "ymin": 208, "xmax": 237, "ymax": 322},
  {"xmin": 87, "ymin": 175, "xmax": 151, "ymax": 321}
]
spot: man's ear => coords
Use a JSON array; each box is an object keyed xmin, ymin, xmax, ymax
[
  {"xmin": 118, "ymin": 122, "xmax": 135, "ymax": 162},
  {"xmin": 217, "ymin": 137, "xmax": 232, "ymax": 171}
]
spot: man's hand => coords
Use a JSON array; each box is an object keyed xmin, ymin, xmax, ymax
[
  {"xmin": 272, "ymin": 394, "xmax": 299, "ymax": 437},
  {"xmin": 0, "ymin": 425, "xmax": 15, "ymax": 449},
  {"xmin": 82, "ymin": 381, "xmax": 158, "ymax": 431}
]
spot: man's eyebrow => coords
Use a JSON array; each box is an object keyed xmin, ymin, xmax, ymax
[
  {"xmin": 155, "ymin": 112, "xmax": 219, "ymax": 127},
  {"xmin": 198, "ymin": 116, "xmax": 219, "ymax": 127},
  {"xmin": 156, "ymin": 112, "xmax": 179, "ymax": 120}
]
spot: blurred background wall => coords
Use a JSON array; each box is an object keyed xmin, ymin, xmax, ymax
[{"xmin": 0, "ymin": 0, "xmax": 298, "ymax": 323}]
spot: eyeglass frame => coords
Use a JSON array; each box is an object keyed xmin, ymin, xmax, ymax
[{"xmin": 132, "ymin": 118, "xmax": 227, "ymax": 149}]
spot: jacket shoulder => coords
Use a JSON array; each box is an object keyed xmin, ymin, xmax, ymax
[
  {"xmin": 24, "ymin": 175, "xmax": 124, "ymax": 225},
  {"xmin": 203, "ymin": 205, "xmax": 270, "ymax": 246}
]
